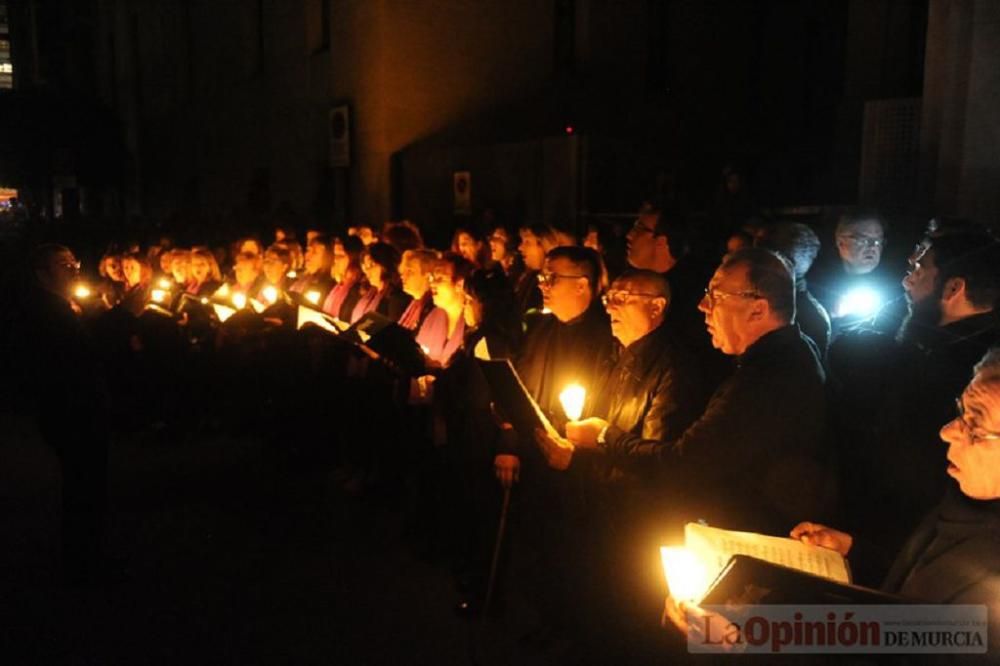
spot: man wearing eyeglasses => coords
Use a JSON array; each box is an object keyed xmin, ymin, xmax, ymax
[
  {"xmin": 491, "ymin": 245, "xmax": 615, "ymax": 649},
  {"xmin": 533, "ymin": 269, "xmax": 709, "ymax": 653},
  {"xmin": 9, "ymin": 244, "xmax": 110, "ymax": 584},
  {"xmin": 624, "ymin": 202, "xmax": 725, "ymax": 381},
  {"xmin": 810, "ymin": 212, "xmax": 903, "ymax": 332},
  {"xmin": 550, "ymin": 248, "xmax": 832, "ymax": 539},
  {"xmin": 829, "ymin": 223, "xmax": 1000, "ymax": 561}
]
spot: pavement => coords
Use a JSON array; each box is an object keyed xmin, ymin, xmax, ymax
[{"xmin": 0, "ymin": 413, "xmax": 564, "ymax": 666}]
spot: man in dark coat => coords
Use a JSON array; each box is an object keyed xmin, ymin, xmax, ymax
[
  {"xmin": 756, "ymin": 221, "xmax": 832, "ymax": 357},
  {"xmin": 790, "ymin": 349, "xmax": 1000, "ymax": 657},
  {"xmin": 534, "ymin": 268, "xmax": 710, "ymax": 657},
  {"xmin": 12, "ymin": 244, "xmax": 110, "ymax": 582},
  {"xmin": 492, "ymin": 246, "xmax": 615, "ymax": 649},
  {"xmin": 624, "ymin": 202, "xmax": 728, "ymax": 386},
  {"xmin": 830, "ymin": 225, "xmax": 1000, "ymax": 560},
  {"xmin": 555, "ymin": 247, "xmax": 833, "ymax": 538}
]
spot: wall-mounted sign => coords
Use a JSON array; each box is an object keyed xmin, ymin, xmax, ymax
[
  {"xmin": 329, "ymin": 104, "xmax": 351, "ymax": 168},
  {"xmin": 453, "ymin": 171, "xmax": 471, "ymax": 214}
]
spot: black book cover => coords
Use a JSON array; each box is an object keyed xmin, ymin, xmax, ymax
[
  {"xmin": 700, "ymin": 555, "xmax": 904, "ymax": 606},
  {"xmin": 476, "ymin": 358, "xmax": 555, "ymax": 437}
]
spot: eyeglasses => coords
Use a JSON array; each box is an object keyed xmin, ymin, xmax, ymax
[
  {"xmin": 952, "ymin": 397, "xmax": 1000, "ymax": 444},
  {"xmin": 840, "ymin": 235, "xmax": 885, "ymax": 249},
  {"xmin": 58, "ymin": 260, "xmax": 81, "ymax": 272},
  {"xmin": 702, "ymin": 287, "xmax": 761, "ymax": 307},
  {"xmin": 537, "ymin": 272, "xmax": 587, "ymax": 288},
  {"xmin": 630, "ymin": 219, "xmax": 656, "ymax": 235},
  {"xmin": 602, "ymin": 290, "xmax": 660, "ymax": 307}
]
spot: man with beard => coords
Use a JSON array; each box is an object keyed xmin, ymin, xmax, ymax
[{"xmin": 829, "ymin": 223, "xmax": 1000, "ymax": 573}]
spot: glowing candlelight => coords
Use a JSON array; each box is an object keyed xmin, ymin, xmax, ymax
[
  {"xmin": 262, "ymin": 285, "xmax": 278, "ymax": 304},
  {"xmin": 216, "ymin": 283, "xmax": 231, "ymax": 298},
  {"xmin": 286, "ymin": 270, "xmax": 297, "ymax": 279},
  {"xmin": 232, "ymin": 292, "xmax": 247, "ymax": 310},
  {"xmin": 305, "ymin": 290, "xmax": 321, "ymax": 305},
  {"xmin": 72, "ymin": 284, "xmax": 92, "ymax": 299},
  {"xmin": 559, "ymin": 383, "xmax": 586, "ymax": 421},
  {"xmin": 660, "ymin": 546, "xmax": 709, "ymax": 603},
  {"xmin": 200, "ymin": 297, "xmax": 209, "ymax": 304},
  {"xmin": 158, "ymin": 278, "xmax": 172, "ymax": 289},
  {"xmin": 151, "ymin": 289, "xmax": 168, "ymax": 303}
]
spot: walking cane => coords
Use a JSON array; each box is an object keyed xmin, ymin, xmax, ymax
[{"xmin": 481, "ymin": 484, "xmax": 512, "ymax": 620}]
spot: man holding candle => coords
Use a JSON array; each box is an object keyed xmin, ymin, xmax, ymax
[
  {"xmin": 491, "ymin": 245, "xmax": 614, "ymax": 650},
  {"xmin": 547, "ymin": 247, "xmax": 833, "ymax": 538},
  {"xmin": 534, "ymin": 268, "xmax": 709, "ymax": 656},
  {"xmin": 11, "ymin": 245, "xmax": 111, "ymax": 583}
]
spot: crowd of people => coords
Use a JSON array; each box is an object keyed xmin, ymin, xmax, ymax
[{"xmin": 7, "ymin": 203, "xmax": 1000, "ymax": 661}]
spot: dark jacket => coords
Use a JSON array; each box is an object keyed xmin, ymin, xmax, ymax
[
  {"xmin": 600, "ymin": 324, "xmax": 831, "ymax": 536},
  {"xmin": 513, "ymin": 269, "xmax": 542, "ymax": 316},
  {"xmin": 504, "ymin": 302, "xmax": 616, "ymax": 460},
  {"xmin": 882, "ymin": 487, "xmax": 1000, "ymax": 656},
  {"xmin": 795, "ymin": 280, "xmax": 831, "ymax": 358},
  {"xmin": 517, "ymin": 303, "xmax": 615, "ymax": 419},
  {"xmin": 831, "ymin": 311, "xmax": 1000, "ymax": 557},
  {"xmin": 588, "ymin": 325, "xmax": 708, "ymax": 471}
]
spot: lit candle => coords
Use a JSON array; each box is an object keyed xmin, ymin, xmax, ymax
[
  {"xmin": 559, "ymin": 383, "xmax": 586, "ymax": 421},
  {"xmin": 200, "ymin": 297, "xmax": 209, "ymax": 304},
  {"xmin": 660, "ymin": 546, "xmax": 709, "ymax": 602},
  {"xmin": 286, "ymin": 270, "xmax": 298, "ymax": 280},
  {"xmin": 151, "ymin": 289, "xmax": 168, "ymax": 303},
  {"xmin": 305, "ymin": 290, "xmax": 321, "ymax": 305},
  {"xmin": 216, "ymin": 283, "xmax": 231, "ymax": 298},
  {"xmin": 232, "ymin": 292, "xmax": 247, "ymax": 310},
  {"xmin": 158, "ymin": 278, "xmax": 172, "ymax": 289},
  {"xmin": 262, "ymin": 286, "xmax": 278, "ymax": 304},
  {"xmin": 72, "ymin": 284, "xmax": 92, "ymax": 299}
]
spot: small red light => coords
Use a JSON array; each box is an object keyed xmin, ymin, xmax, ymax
[{"xmin": 565, "ymin": 125, "xmax": 574, "ymax": 134}]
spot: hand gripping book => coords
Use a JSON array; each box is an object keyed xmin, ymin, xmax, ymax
[{"xmin": 661, "ymin": 523, "xmax": 902, "ymax": 606}]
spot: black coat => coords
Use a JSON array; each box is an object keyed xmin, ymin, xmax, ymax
[
  {"xmin": 502, "ymin": 302, "xmax": 616, "ymax": 461},
  {"xmin": 882, "ymin": 487, "xmax": 1000, "ymax": 656},
  {"xmin": 600, "ymin": 324, "xmax": 832, "ymax": 537},
  {"xmin": 831, "ymin": 312, "xmax": 1000, "ymax": 557},
  {"xmin": 796, "ymin": 281, "xmax": 832, "ymax": 358}
]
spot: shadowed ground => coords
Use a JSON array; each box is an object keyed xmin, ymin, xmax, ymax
[{"xmin": 0, "ymin": 413, "xmax": 560, "ymax": 666}]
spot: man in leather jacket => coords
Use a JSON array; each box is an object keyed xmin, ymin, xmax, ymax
[{"xmin": 542, "ymin": 247, "xmax": 833, "ymax": 539}]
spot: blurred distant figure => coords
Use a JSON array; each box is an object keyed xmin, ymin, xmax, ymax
[
  {"xmin": 756, "ymin": 222, "xmax": 831, "ymax": 356},
  {"xmin": 13, "ymin": 244, "xmax": 110, "ymax": 582}
]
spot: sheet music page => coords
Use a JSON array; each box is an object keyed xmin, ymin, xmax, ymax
[
  {"xmin": 685, "ymin": 523, "xmax": 851, "ymax": 586},
  {"xmin": 296, "ymin": 305, "xmax": 340, "ymax": 334}
]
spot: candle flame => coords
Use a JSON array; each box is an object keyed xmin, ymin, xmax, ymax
[
  {"xmin": 232, "ymin": 292, "xmax": 247, "ymax": 310},
  {"xmin": 216, "ymin": 283, "xmax": 230, "ymax": 298},
  {"xmin": 200, "ymin": 297, "xmax": 209, "ymax": 304},
  {"xmin": 660, "ymin": 546, "xmax": 709, "ymax": 603},
  {"xmin": 305, "ymin": 290, "xmax": 321, "ymax": 305},
  {"xmin": 559, "ymin": 383, "xmax": 586, "ymax": 421},
  {"xmin": 151, "ymin": 289, "xmax": 168, "ymax": 303},
  {"xmin": 158, "ymin": 278, "xmax": 172, "ymax": 289},
  {"xmin": 262, "ymin": 286, "xmax": 278, "ymax": 304},
  {"xmin": 286, "ymin": 270, "xmax": 298, "ymax": 279},
  {"xmin": 72, "ymin": 284, "xmax": 92, "ymax": 299}
]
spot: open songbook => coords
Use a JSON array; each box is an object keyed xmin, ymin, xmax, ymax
[
  {"xmin": 661, "ymin": 523, "xmax": 852, "ymax": 603},
  {"xmin": 296, "ymin": 305, "xmax": 350, "ymax": 334},
  {"xmin": 477, "ymin": 359, "xmax": 559, "ymax": 438},
  {"xmin": 661, "ymin": 523, "xmax": 903, "ymax": 605}
]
